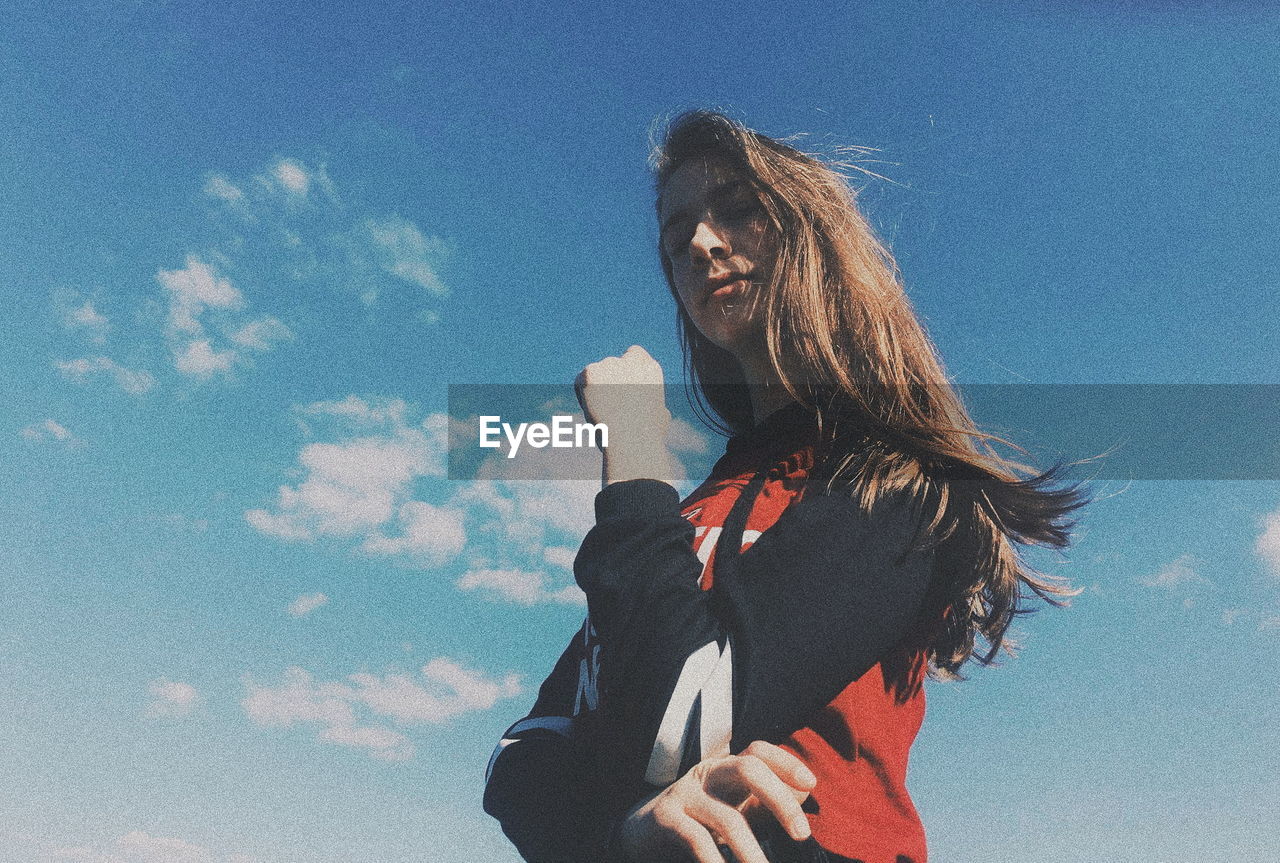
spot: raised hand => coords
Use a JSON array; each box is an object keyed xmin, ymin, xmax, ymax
[
  {"xmin": 616, "ymin": 741, "xmax": 817, "ymax": 863},
  {"xmin": 574, "ymin": 345, "xmax": 674, "ymax": 487}
]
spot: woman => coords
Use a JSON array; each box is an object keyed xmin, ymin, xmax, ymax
[{"xmin": 483, "ymin": 110, "xmax": 1089, "ymax": 863}]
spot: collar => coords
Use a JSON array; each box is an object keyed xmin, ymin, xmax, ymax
[{"xmin": 724, "ymin": 400, "xmax": 820, "ymax": 463}]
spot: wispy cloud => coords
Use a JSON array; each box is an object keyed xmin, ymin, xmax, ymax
[
  {"xmin": 203, "ymin": 156, "xmax": 446, "ymax": 317},
  {"xmin": 359, "ymin": 500, "xmax": 467, "ymax": 562},
  {"xmin": 241, "ymin": 659, "xmax": 521, "ymax": 762},
  {"xmin": 245, "ymin": 397, "xmax": 449, "ymax": 546},
  {"xmin": 156, "ymin": 255, "xmax": 293, "ymax": 380},
  {"xmin": 22, "ymin": 418, "xmax": 78, "ymax": 445},
  {"xmin": 364, "ymin": 215, "xmax": 450, "ymax": 298},
  {"xmin": 49, "ymin": 830, "xmax": 254, "ymax": 863},
  {"xmin": 457, "ymin": 567, "xmax": 585, "ymax": 606},
  {"xmin": 1255, "ymin": 510, "xmax": 1280, "ymax": 578},
  {"xmin": 55, "ymin": 356, "xmax": 156, "ymax": 395},
  {"xmin": 1139, "ymin": 554, "xmax": 1209, "ymax": 590},
  {"xmin": 55, "ymin": 290, "xmax": 110, "ymax": 344},
  {"xmin": 246, "ymin": 395, "xmax": 682, "ymax": 606},
  {"xmin": 203, "ymin": 174, "xmax": 245, "ymax": 204},
  {"xmin": 145, "ymin": 678, "xmax": 200, "ymax": 718},
  {"xmin": 272, "ymin": 158, "xmax": 312, "ymax": 197},
  {"xmin": 229, "ymin": 316, "xmax": 292, "ymax": 351},
  {"xmin": 158, "ymin": 255, "xmax": 244, "ymax": 333},
  {"xmin": 287, "ymin": 592, "xmax": 328, "ymax": 617}
]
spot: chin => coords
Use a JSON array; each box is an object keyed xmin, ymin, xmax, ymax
[{"xmin": 696, "ymin": 317, "xmax": 759, "ymax": 359}]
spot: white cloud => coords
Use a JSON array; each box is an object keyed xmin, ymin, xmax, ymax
[
  {"xmin": 245, "ymin": 157, "xmax": 335, "ymax": 203},
  {"xmin": 146, "ymin": 678, "xmax": 200, "ymax": 718},
  {"xmin": 249, "ymin": 397, "xmax": 608, "ymax": 606},
  {"xmin": 201, "ymin": 156, "xmax": 445, "ymax": 320},
  {"xmin": 273, "ymin": 159, "xmax": 311, "ymax": 196},
  {"xmin": 115, "ymin": 831, "xmax": 213, "ymax": 863},
  {"xmin": 361, "ymin": 500, "xmax": 467, "ymax": 564},
  {"xmin": 287, "ymin": 592, "xmax": 328, "ymax": 617},
  {"xmin": 318, "ymin": 720, "xmax": 411, "ymax": 761},
  {"xmin": 155, "ymin": 255, "xmax": 292, "ymax": 380},
  {"xmin": 62, "ymin": 297, "xmax": 110, "ymax": 343},
  {"xmin": 364, "ymin": 215, "xmax": 449, "ymax": 297},
  {"xmin": 173, "ymin": 338, "xmax": 237, "ymax": 378},
  {"xmin": 247, "ymin": 435, "xmax": 434, "ymax": 539},
  {"xmin": 246, "ymin": 400, "xmax": 447, "ymax": 543},
  {"xmin": 22, "ymin": 418, "xmax": 76, "ymax": 444},
  {"xmin": 350, "ymin": 658, "xmax": 523, "ymax": 724},
  {"xmin": 543, "ymin": 545, "xmax": 576, "ymax": 570},
  {"xmin": 1255, "ymin": 510, "xmax": 1280, "ymax": 578},
  {"xmin": 229, "ymin": 316, "xmax": 293, "ymax": 351},
  {"xmin": 49, "ymin": 830, "xmax": 254, "ymax": 863},
  {"xmin": 457, "ymin": 567, "xmax": 585, "ymax": 606},
  {"xmin": 204, "ymin": 174, "xmax": 245, "ymax": 204},
  {"xmin": 1139, "ymin": 554, "xmax": 1209, "ymax": 590},
  {"xmin": 301, "ymin": 394, "xmax": 411, "ymax": 427},
  {"xmin": 55, "ymin": 356, "xmax": 156, "ymax": 395},
  {"xmin": 242, "ymin": 659, "xmax": 521, "ymax": 762},
  {"xmin": 157, "ymin": 256, "xmax": 244, "ymax": 335}
]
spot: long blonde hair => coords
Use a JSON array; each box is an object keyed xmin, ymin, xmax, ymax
[{"xmin": 650, "ymin": 110, "xmax": 1090, "ymax": 677}]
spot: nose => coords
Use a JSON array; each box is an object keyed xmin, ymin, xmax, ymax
[{"xmin": 689, "ymin": 219, "xmax": 730, "ymax": 262}]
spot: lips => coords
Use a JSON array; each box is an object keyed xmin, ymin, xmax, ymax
[{"xmin": 703, "ymin": 272, "xmax": 752, "ymax": 306}]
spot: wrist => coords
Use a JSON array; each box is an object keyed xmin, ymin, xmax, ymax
[
  {"xmin": 612, "ymin": 788, "xmax": 662, "ymax": 861},
  {"xmin": 602, "ymin": 440, "xmax": 673, "ymax": 486}
]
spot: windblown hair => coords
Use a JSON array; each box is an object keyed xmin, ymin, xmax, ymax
[{"xmin": 649, "ymin": 109, "xmax": 1091, "ymax": 678}]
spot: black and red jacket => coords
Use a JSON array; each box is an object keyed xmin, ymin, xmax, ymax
[{"xmin": 484, "ymin": 401, "xmax": 940, "ymax": 863}]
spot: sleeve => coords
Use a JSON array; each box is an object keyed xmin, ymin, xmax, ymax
[
  {"xmin": 573, "ymin": 476, "xmax": 937, "ymax": 789},
  {"xmin": 482, "ymin": 620, "xmax": 631, "ymax": 863}
]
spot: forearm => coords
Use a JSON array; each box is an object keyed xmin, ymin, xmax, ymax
[
  {"xmin": 484, "ymin": 734, "xmax": 627, "ymax": 863},
  {"xmin": 484, "ymin": 626, "xmax": 635, "ymax": 862}
]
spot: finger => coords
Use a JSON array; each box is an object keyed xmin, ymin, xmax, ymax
[
  {"xmin": 720, "ymin": 756, "xmax": 812, "ymax": 842},
  {"xmin": 686, "ymin": 796, "xmax": 769, "ymax": 863},
  {"xmin": 743, "ymin": 740, "xmax": 817, "ymax": 791},
  {"xmin": 665, "ymin": 810, "xmax": 728, "ymax": 863}
]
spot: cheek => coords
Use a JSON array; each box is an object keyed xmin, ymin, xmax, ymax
[
  {"xmin": 671, "ymin": 262, "xmax": 700, "ymax": 312},
  {"xmin": 745, "ymin": 222, "xmax": 774, "ymax": 260}
]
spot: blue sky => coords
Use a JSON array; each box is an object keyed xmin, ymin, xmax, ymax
[{"xmin": 3, "ymin": 1, "xmax": 1279, "ymax": 861}]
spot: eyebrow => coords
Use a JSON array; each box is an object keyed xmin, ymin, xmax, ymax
[{"xmin": 659, "ymin": 181, "xmax": 748, "ymax": 239}]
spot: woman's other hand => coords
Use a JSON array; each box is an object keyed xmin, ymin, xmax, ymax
[
  {"xmin": 615, "ymin": 741, "xmax": 817, "ymax": 863},
  {"xmin": 575, "ymin": 345, "xmax": 673, "ymax": 486}
]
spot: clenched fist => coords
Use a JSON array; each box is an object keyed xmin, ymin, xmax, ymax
[{"xmin": 574, "ymin": 345, "xmax": 673, "ymax": 487}]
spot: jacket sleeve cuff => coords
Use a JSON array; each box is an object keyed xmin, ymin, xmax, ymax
[{"xmin": 594, "ymin": 479, "xmax": 682, "ymax": 522}]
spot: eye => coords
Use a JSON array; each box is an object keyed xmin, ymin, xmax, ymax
[{"xmin": 720, "ymin": 199, "xmax": 764, "ymax": 223}]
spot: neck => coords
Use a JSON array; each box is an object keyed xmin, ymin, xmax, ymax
[{"xmin": 736, "ymin": 349, "xmax": 796, "ymax": 426}]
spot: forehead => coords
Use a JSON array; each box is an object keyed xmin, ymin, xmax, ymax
[{"xmin": 658, "ymin": 158, "xmax": 749, "ymax": 221}]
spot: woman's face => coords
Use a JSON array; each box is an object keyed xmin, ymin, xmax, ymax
[{"xmin": 658, "ymin": 158, "xmax": 776, "ymax": 358}]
